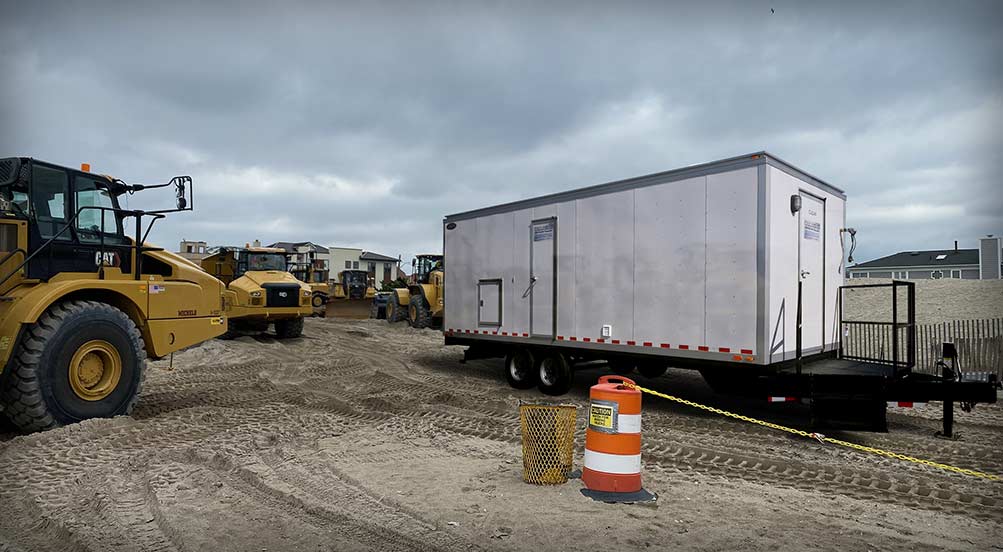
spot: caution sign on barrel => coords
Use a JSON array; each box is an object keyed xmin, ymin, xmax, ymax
[{"xmin": 582, "ymin": 375, "xmax": 655, "ymax": 502}]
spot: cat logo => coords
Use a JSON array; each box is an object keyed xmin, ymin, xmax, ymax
[
  {"xmin": 177, "ymin": 309, "xmax": 197, "ymax": 317},
  {"xmin": 95, "ymin": 251, "xmax": 120, "ymax": 267}
]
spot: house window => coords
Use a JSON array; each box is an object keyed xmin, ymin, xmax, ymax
[
  {"xmin": 353, "ymin": 261, "xmax": 359, "ymax": 269},
  {"xmin": 931, "ymin": 270, "xmax": 944, "ymax": 279},
  {"xmin": 345, "ymin": 260, "xmax": 352, "ymax": 269},
  {"xmin": 951, "ymin": 269, "xmax": 960, "ymax": 278}
]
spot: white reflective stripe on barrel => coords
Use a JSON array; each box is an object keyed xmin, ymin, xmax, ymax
[
  {"xmin": 617, "ymin": 414, "xmax": 641, "ymax": 434},
  {"xmin": 584, "ymin": 449, "xmax": 641, "ymax": 475}
]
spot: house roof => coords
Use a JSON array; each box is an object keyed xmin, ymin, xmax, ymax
[
  {"xmin": 850, "ymin": 248, "xmax": 979, "ymax": 270},
  {"xmin": 268, "ymin": 241, "xmax": 330, "ymax": 254},
  {"xmin": 360, "ymin": 251, "xmax": 398, "ymax": 262}
]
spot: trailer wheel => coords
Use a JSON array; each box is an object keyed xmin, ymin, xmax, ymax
[
  {"xmin": 274, "ymin": 317, "xmax": 304, "ymax": 339},
  {"xmin": 505, "ymin": 349, "xmax": 537, "ymax": 389},
  {"xmin": 608, "ymin": 359, "xmax": 635, "ymax": 376},
  {"xmin": 537, "ymin": 352, "xmax": 573, "ymax": 396},
  {"xmin": 637, "ymin": 362, "xmax": 668, "ymax": 379}
]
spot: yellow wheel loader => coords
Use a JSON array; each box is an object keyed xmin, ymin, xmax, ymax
[
  {"xmin": 201, "ymin": 246, "xmax": 312, "ymax": 338},
  {"xmin": 0, "ymin": 157, "xmax": 226, "ymax": 432},
  {"xmin": 327, "ymin": 269, "xmax": 376, "ymax": 319},
  {"xmin": 288, "ymin": 261, "xmax": 330, "ymax": 316},
  {"xmin": 386, "ymin": 254, "xmax": 443, "ymax": 329}
]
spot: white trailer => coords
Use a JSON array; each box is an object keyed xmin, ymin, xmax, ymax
[{"xmin": 442, "ymin": 153, "xmax": 996, "ymax": 430}]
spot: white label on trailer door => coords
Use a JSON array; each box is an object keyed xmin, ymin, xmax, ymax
[
  {"xmin": 803, "ymin": 220, "xmax": 820, "ymax": 241},
  {"xmin": 533, "ymin": 222, "xmax": 555, "ymax": 242}
]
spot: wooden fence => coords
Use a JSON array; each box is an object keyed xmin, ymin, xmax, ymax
[
  {"xmin": 913, "ymin": 318, "xmax": 1003, "ymax": 377},
  {"xmin": 841, "ymin": 318, "xmax": 1003, "ymax": 377}
]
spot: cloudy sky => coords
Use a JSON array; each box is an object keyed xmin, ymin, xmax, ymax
[{"xmin": 2, "ymin": 0, "xmax": 1000, "ymax": 265}]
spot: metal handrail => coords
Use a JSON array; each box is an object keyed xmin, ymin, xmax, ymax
[{"xmin": 0, "ymin": 205, "xmax": 163, "ymax": 291}]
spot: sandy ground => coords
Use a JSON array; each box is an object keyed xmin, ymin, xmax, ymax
[{"xmin": 1, "ymin": 317, "xmax": 1002, "ymax": 552}]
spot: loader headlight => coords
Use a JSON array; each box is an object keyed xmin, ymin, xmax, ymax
[
  {"xmin": 250, "ymin": 290, "xmax": 262, "ymax": 297},
  {"xmin": 303, "ymin": 290, "xmax": 312, "ymax": 297}
]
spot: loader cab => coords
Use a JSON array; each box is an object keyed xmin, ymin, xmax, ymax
[
  {"xmin": 0, "ymin": 157, "xmax": 132, "ymax": 281},
  {"xmin": 411, "ymin": 254, "xmax": 443, "ymax": 285}
]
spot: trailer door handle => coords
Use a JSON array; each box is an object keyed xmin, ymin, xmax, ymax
[
  {"xmin": 800, "ymin": 269, "xmax": 811, "ymax": 279},
  {"xmin": 522, "ymin": 276, "xmax": 537, "ymax": 298}
]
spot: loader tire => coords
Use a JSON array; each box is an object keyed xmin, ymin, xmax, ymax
[
  {"xmin": 409, "ymin": 295, "xmax": 432, "ymax": 329},
  {"xmin": 386, "ymin": 292, "xmax": 406, "ymax": 322},
  {"xmin": 0, "ymin": 300, "xmax": 145, "ymax": 433},
  {"xmin": 274, "ymin": 317, "xmax": 304, "ymax": 339},
  {"xmin": 311, "ymin": 293, "xmax": 326, "ymax": 309}
]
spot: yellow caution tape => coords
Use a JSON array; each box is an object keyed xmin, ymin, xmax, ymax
[{"xmin": 627, "ymin": 383, "xmax": 1000, "ymax": 481}]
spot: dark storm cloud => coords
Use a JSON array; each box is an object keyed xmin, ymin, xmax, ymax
[{"xmin": 2, "ymin": 0, "xmax": 1001, "ymax": 262}]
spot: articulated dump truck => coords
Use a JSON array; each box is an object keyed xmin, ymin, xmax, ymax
[
  {"xmin": 0, "ymin": 157, "xmax": 226, "ymax": 432},
  {"xmin": 201, "ymin": 246, "xmax": 313, "ymax": 338}
]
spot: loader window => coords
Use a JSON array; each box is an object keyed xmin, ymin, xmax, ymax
[
  {"xmin": 74, "ymin": 177, "xmax": 123, "ymax": 244},
  {"xmin": 31, "ymin": 165, "xmax": 70, "ymax": 240}
]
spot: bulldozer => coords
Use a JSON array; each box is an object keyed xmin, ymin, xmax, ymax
[
  {"xmin": 326, "ymin": 269, "xmax": 376, "ymax": 319},
  {"xmin": 288, "ymin": 260, "xmax": 330, "ymax": 316},
  {"xmin": 201, "ymin": 245, "xmax": 312, "ymax": 338},
  {"xmin": 386, "ymin": 254, "xmax": 443, "ymax": 328},
  {"xmin": 0, "ymin": 157, "xmax": 226, "ymax": 432}
]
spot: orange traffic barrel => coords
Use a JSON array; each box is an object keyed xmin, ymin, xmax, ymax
[{"xmin": 583, "ymin": 375, "xmax": 642, "ymax": 493}]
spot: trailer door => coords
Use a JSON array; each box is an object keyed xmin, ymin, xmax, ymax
[
  {"xmin": 530, "ymin": 218, "xmax": 556, "ymax": 338},
  {"xmin": 798, "ymin": 192, "xmax": 825, "ymax": 351}
]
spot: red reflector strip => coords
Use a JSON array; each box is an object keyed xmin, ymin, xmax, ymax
[
  {"xmin": 569, "ymin": 336, "xmax": 577, "ymax": 341},
  {"xmin": 698, "ymin": 346, "xmax": 709, "ymax": 352},
  {"xmin": 492, "ymin": 331, "xmax": 498, "ymax": 335},
  {"xmin": 642, "ymin": 342, "xmax": 652, "ymax": 347},
  {"xmin": 678, "ymin": 345, "xmax": 689, "ymax": 350},
  {"xmin": 501, "ymin": 331, "xmax": 508, "ymax": 336},
  {"xmin": 888, "ymin": 401, "xmax": 926, "ymax": 408},
  {"xmin": 465, "ymin": 330, "xmax": 471, "ymax": 334},
  {"xmin": 741, "ymin": 349, "xmax": 753, "ymax": 355},
  {"xmin": 583, "ymin": 337, "xmax": 591, "ymax": 342},
  {"xmin": 626, "ymin": 341, "xmax": 636, "ymax": 346},
  {"xmin": 557, "ymin": 336, "xmax": 564, "ymax": 340},
  {"xmin": 612, "ymin": 339, "xmax": 620, "ymax": 344},
  {"xmin": 597, "ymin": 338, "xmax": 605, "ymax": 343},
  {"xmin": 522, "ymin": 332, "xmax": 529, "ymax": 337},
  {"xmin": 718, "ymin": 347, "xmax": 731, "ymax": 353},
  {"xmin": 768, "ymin": 397, "xmax": 798, "ymax": 403}
]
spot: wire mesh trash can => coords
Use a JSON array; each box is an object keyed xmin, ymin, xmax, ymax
[{"xmin": 519, "ymin": 404, "xmax": 578, "ymax": 485}]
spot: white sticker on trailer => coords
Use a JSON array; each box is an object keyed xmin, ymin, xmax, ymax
[
  {"xmin": 533, "ymin": 222, "xmax": 555, "ymax": 242},
  {"xmin": 803, "ymin": 220, "xmax": 820, "ymax": 241}
]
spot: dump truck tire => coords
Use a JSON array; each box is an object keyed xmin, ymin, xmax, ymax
[
  {"xmin": 274, "ymin": 317, "xmax": 304, "ymax": 339},
  {"xmin": 505, "ymin": 348, "xmax": 537, "ymax": 389},
  {"xmin": 219, "ymin": 319, "xmax": 240, "ymax": 340},
  {"xmin": 386, "ymin": 292, "xmax": 406, "ymax": 322},
  {"xmin": 0, "ymin": 300, "xmax": 145, "ymax": 433},
  {"xmin": 537, "ymin": 352, "xmax": 573, "ymax": 396},
  {"xmin": 409, "ymin": 295, "xmax": 432, "ymax": 329}
]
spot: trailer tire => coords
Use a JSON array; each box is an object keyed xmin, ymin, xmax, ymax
[
  {"xmin": 608, "ymin": 359, "xmax": 635, "ymax": 376},
  {"xmin": 409, "ymin": 295, "xmax": 432, "ymax": 329},
  {"xmin": 505, "ymin": 349, "xmax": 537, "ymax": 389},
  {"xmin": 537, "ymin": 352, "xmax": 573, "ymax": 396},
  {"xmin": 274, "ymin": 317, "xmax": 304, "ymax": 339},
  {"xmin": 1, "ymin": 300, "xmax": 145, "ymax": 433},
  {"xmin": 637, "ymin": 362, "xmax": 668, "ymax": 379}
]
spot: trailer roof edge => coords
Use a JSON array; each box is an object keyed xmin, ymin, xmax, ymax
[{"xmin": 444, "ymin": 152, "xmax": 846, "ymax": 222}]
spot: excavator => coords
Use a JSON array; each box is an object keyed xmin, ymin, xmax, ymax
[{"xmin": 0, "ymin": 157, "xmax": 226, "ymax": 432}]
